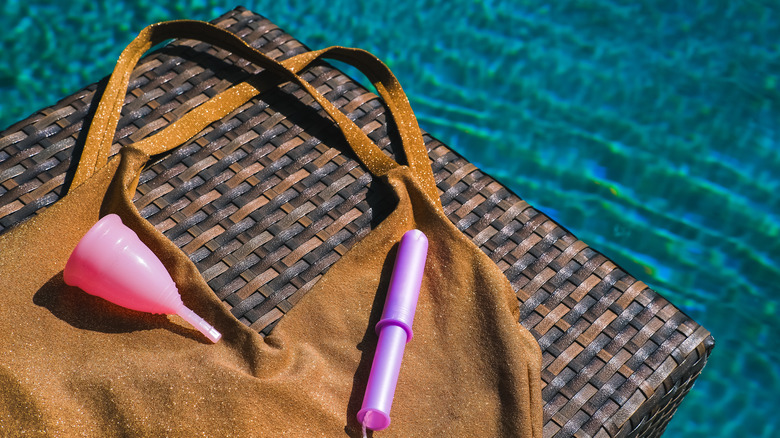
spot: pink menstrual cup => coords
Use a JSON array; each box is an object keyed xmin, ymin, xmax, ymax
[{"xmin": 63, "ymin": 214, "xmax": 221, "ymax": 343}]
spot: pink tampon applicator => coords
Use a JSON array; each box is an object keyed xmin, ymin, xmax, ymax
[
  {"xmin": 357, "ymin": 229, "xmax": 428, "ymax": 434},
  {"xmin": 63, "ymin": 214, "xmax": 222, "ymax": 343}
]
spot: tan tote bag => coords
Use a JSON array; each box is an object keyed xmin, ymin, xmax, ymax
[{"xmin": 0, "ymin": 20, "xmax": 542, "ymax": 437}]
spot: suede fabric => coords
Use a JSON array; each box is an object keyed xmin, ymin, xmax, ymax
[{"xmin": 0, "ymin": 20, "xmax": 542, "ymax": 437}]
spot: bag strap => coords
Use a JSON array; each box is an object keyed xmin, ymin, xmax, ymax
[{"xmin": 71, "ymin": 20, "xmax": 441, "ymax": 209}]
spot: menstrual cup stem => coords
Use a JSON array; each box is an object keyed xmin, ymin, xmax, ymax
[{"xmin": 176, "ymin": 305, "xmax": 222, "ymax": 343}]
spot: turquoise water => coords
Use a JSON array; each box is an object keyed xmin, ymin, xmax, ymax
[{"xmin": 1, "ymin": 1, "xmax": 778, "ymax": 436}]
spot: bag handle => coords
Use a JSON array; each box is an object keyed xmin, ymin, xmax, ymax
[{"xmin": 71, "ymin": 20, "xmax": 441, "ymax": 209}]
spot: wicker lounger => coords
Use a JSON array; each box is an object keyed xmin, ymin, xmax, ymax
[{"xmin": 0, "ymin": 7, "xmax": 713, "ymax": 437}]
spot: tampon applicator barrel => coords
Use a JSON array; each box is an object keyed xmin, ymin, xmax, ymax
[
  {"xmin": 357, "ymin": 229, "xmax": 428, "ymax": 431},
  {"xmin": 63, "ymin": 214, "xmax": 221, "ymax": 343}
]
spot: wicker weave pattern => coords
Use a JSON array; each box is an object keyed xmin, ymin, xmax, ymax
[{"xmin": 0, "ymin": 8, "xmax": 713, "ymax": 437}]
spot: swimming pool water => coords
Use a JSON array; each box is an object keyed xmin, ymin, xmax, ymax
[{"xmin": 2, "ymin": 1, "xmax": 778, "ymax": 436}]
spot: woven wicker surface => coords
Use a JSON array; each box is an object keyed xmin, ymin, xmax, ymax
[{"xmin": 0, "ymin": 7, "xmax": 713, "ymax": 437}]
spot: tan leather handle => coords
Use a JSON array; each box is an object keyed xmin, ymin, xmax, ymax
[{"xmin": 72, "ymin": 20, "xmax": 441, "ymax": 209}]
